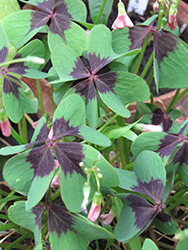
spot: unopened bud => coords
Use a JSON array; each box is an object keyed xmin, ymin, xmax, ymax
[
  {"xmin": 153, "ymin": 1, "xmax": 159, "ymax": 12},
  {"xmin": 26, "ymin": 56, "xmax": 45, "ymax": 64},
  {"xmin": 79, "ymin": 162, "xmax": 84, "ymax": 167}
]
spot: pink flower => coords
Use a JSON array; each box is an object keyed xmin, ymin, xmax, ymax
[
  {"xmin": 100, "ymin": 211, "xmax": 116, "ymax": 225},
  {"xmin": 87, "ymin": 191, "xmax": 102, "ymax": 222},
  {"xmin": 167, "ymin": 18, "xmax": 177, "ymax": 31},
  {"xmin": 50, "ymin": 160, "xmax": 60, "ymax": 187},
  {"xmin": 153, "ymin": 1, "xmax": 159, "ymax": 12},
  {"xmin": 143, "ymin": 124, "xmax": 163, "ymax": 132},
  {"xmin": 32, "ymin": 120, "xmax": 40, "ymax": 129},
  {"xmin": 0, "ymin": 119, "xmax": 11, "ymax": 137},
  {"xmin": 87, "ymin": 203, "xmax": 101, "ymax": 222},
  {"xmin": 112, "ymin": 1, "xmax": 134, "ymax": 30}
]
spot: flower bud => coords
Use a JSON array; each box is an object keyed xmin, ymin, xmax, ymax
[
  {"xmin": 153, "ymin": 1, "xmax": 159, "ymax": 12},
  {"xmin": 87, "ymin": 191, "xmax": 102, "ymax": 222},
  {"xmin": 81, "ymin": 182, "xmax": 91, "ymax": 214}
]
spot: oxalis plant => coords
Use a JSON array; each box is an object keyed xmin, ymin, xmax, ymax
[{"xmin": 1, "ymin": 0, "xmax": 188, "ymax": 249}]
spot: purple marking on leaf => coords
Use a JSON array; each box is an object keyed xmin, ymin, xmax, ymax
[
  {"xmin": 35, "ymin": 122, "xmax": 49, "ymax": 142},
  {"xmin": 26, "ymin": 144, "xmax": 55, "ymax": 178},
  {"xmin": 127, "ymin": 194, "xmax": 156, "ymax": 229},
  {"xmin": 54, "ymin": 142, "xmax": 85, "ymax": 177},
  {"xmin": 73, "ymin": 78, "xmax": 97, "ymax": 104},
  {"xmin": 152, "ymin": 108, "xmax": 173, "ymax": 132},
  {"xmin": 156, "ymin": 211, "xmax": 171, "ymax": 223},
  {"xmin": 7, "ymin": 54, "xmax": 29, "ymax": 75},
  {"xmin": 3, "ymin": 75, "xmax": 21, "ymax": 98},
  {"xmin": 69, "ymin": 56, "xmax": 90, "ymax": 80},
  {"xmin": 129, "ymin": 25, "xmax": 152, "ymax": 50},
  {"xmin": 131, "ymin": 177, "xmax": 165, "ymax": 203},
  {"xmin": 32, "ymin": 204, "xmax": 46, "ymax": 230},
  {"xmin": 153, "ymin": 29, "xmax": 178, "ymax": 70},
  {"xmin": 0, "ymin": 46, "xmax": 8, "ymax": 64},
  {"xmin": 95, "ymin": 72, "xmax": 117, "ymax": 95},
  {"xmin": 28, "ymin": 0, "xmax": 72, "ymax": 41},
  {"xmin": 48, "ymin": 197, "xmax": 76, "ymax": 237},
  {"xmin": 156, "ymin": 134, "xmax": 180, "ymax": 157},
  {"xmin": 172, "ymin": 141, "xmax": 188, "ymax": 167},
  {"xmin": 52, "ymin": 116, "xmax": 80, "ymax": 140},
  {"xmin": 88, "ymin": 53, "xmax": 112, "ymax": 74}
]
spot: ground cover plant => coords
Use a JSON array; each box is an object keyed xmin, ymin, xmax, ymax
[{"xmin": 1, "ymin": 0, "xmax": 188, "ymax": 249}]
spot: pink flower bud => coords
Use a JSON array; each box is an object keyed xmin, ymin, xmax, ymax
[
  {"xmin": 153, "ymin": 1, "xmax": 159, "ymax": 12},
  {"xmin": 87, "ymin": 191, "xmax": 102, "ymax": 222},
  {"xmin": 143, "ymin": 124, "xmax": 163, "ymax": 132},
  {"xmin": 81, "ymin": 182, "xmax": 91, "ymax": 214},
  {"xmin": 167, "ymin": 19, "xmax": 177, "ymax": 30},
  {"xmin": 0, "ymin": 119, "xmax": 11, "ymax": 137},
  {"xmin": 168, "ymin": 13, "xmax": 177, "ymax": 24},
  {"xmin": 112, "ymin": 1, "xmax": 134, "ymax": 29},
  {"xmin": 32, "ymin": 120, "xmax": 40, "ymax": 129},
  {"xmin": 100, "ymin": 210, "xmax": 116, "ymax": 225}
]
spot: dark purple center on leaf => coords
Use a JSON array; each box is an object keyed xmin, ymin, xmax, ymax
[
  {"xmin": 0, "ymin": 46, "xmax": 8, "ymax": 64},
  {"xmin": 28, "ymin": 0, "xmax": 71, "ymax": 41},
  {"xmin": 131, "ymin": 177, "xmax": 165, "ymax": 203},
  {"xmin": 32, "ymin": 197, "xmax": 76, "ymax": 237},
  {"xmin": 70, "ymin": 53, "xmax": 117, "ymax": 104},
  {"xmin": 151, "ymin": 108, "xmax": 173, "ymax": 132}
]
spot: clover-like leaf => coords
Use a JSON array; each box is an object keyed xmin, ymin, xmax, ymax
[
  {"xmin": 115, "ymin": 151, "xmax": 174, "ymax": 242},
  {"xmin": 51, "ymin": 25, "xmax": 150, "ymax": 128},
  {"xmin": 2, "ymin": 0, "xmax": 87, "ymax": 52}
]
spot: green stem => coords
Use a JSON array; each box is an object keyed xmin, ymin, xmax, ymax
[
  {"xmin": 176, "ymin": 218, "xmax": 188, "ymax": 227},
  {"xmin": 18, "ymin": 116, "xmax": 28, "ymax": 143},
  {"xmin": 165, "ymin": 89, "xmax": 180, "ymax": 114},
  {"xmin": 158, "ymin": 2, "xmax": 164, "ymax": 30},
  {"xmin": 133, "ymin": 33, "xmax": 152, "ymax": 75},
  {"xmin": 140, "ymin": 52, "xmax": 154, "ymax": 79},
  {"xmin": 11, "ymin": 126, "xmax": 26, "ymax": 145},
  {"xmin": 175, "ymin": 88, "xmax": 188, "ymax": 103},
  {"xmin": 51, "ymin": 188, "xmax": 61, "ymax": 202},
  {"xmin": 0, "ymin": 58, "xmax": 32, "ymax": 68},
  {"xmin": 36, "ymin": 79, "xmax": 45, "ymax": 116},
  {"xmin": 146, "ymin": 68, "xmax": 154, "ymax": 86},
  {"xmin": 94, "ymin": 0, "xmax": 107, "ymax": 24},
  {"xmin": 98, "ymin": 113, "xmax": 119, "ymax": 133}
]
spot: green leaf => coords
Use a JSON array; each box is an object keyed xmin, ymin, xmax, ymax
[
  {"xmin": 26, "ymin": 169, "xmax": 56, "ymax": 211},
  {"xmin": 113, "ymin": 72, "xmax": 150, "ymax": 105},
  {"xmin": 48, "ymin": 22, "xmax": 88, "ymax": 56},
  {"xmin": 61, "ymin": 144, "xmax": 119, "ymax": 212},
  {"xmin": 142, "ymin": 238, "xmax": 158, "ymax": 250},
  {"xmin": 3, "ymin": 79, "xmax": 38, "ymax": 123},
  {"xmin": 0, "ymin": 24, "xmax": 8, "ymax": 50},
  {"xmin": 2, "ymin": 10, "xmax": 44, "ymax": 49},
  {"xmin": 73, "ymin": 213, "xmax": 115, "ymax": 240},
  {"xmin": 128, "ymin": 236, "xmax": 142, "ymax": 250},
  {"xmin": 49, "ymin": 230, "xmax": 88, "ymax": 250},
  {"xmin": 88, "ymin": 24, "xmax": 117, "ymax": 60},
  {"xmin": 0, "ymin": 0, "xmax": 20, "ymax": 23},
  {"xmin": 176, "ymin": 239, "xmax": 188, "ymax": 250},
  {"xmin": 153, "ymin": 216, "xmax": 178, "ymax": 235},
  {"xmin": 0, "ymin": 144, "xmax": 27, "ymax": 155},
  {"xmin": 53, "ymin": 94, "xmax": 85, "ymax": 127},
  {"xmin": 3, "ymin": 150, "xmax": 34, "ymax": 195},
  {"xmin": 112, "ymin": 27, "xmax": 132, "ymax": 55},
  {"xmin": 8, "ymin": 201, "xmax": 41, "ymax": 246},
  {"xmin": 89, "ymin": 0, "xmax": 113, "ymax": 25},
  {"xmin": 155, "ymin": 39, "xmax": 188, "ymax": 89}
]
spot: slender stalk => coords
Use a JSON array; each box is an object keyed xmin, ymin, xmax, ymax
[
  {"xmin": 158, "ymin": 2, "xmax": 164, "ymax": 30},
  {"xmin": 94, "ymin": 0, "xmax": 107, "ymax": 24},
  {"xmin": 175, "ymin": 88, "xmax": 188, "ymax": 103},
  {"xmin": 140, "ymin": 52, "xmax": 154, "ymax": 79},
  {"xmin": 157, "ymin": 241, "xmax": 175, "ymax": 250},
  {"xmin": 165, "ymin": 89, "xmax": 180, "ymax": 114},
  {"xmin": 36, "ymin": 79, "xmax": 45, "ymax": 116},
  {"xmin": 146, "ymin": 68, "xmax": 154, "ymax": 86},
  {"xmin": 133, "ymin": 33, "xmax": 152, "ymax": 75},
  {"xmin": 166, "ymin": 187, "xmax": 188, "ymax": 207},
  {"xmin": 24, "ymin": 114, "xmax": 34, "ymax": 126},
  {"xmin": 11, "ymin": 126, "xmax": 26, "ymax": 145},
  {"xmin": 18, "ymin": 116, "xmax": 28, "ymax": 143},
  {"xmin": 176, "ymin": 218, "xmax": 188, "ymax": 227},
  {"xmin": 98, "ymin": 113, "xmax": 119, "ymax": 133},
  {"xmin": 51, "ymin": 188, "xmax": 61, "ymax": 202}
]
